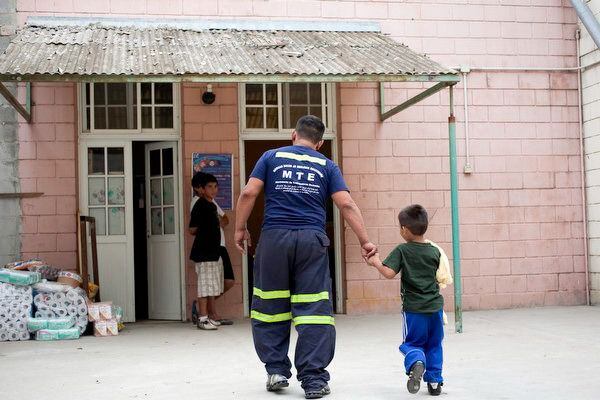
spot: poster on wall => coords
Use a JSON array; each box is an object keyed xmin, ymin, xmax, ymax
[{"xmin": 192, "ymin": 153, "xmax": 234, "ymax": 210}]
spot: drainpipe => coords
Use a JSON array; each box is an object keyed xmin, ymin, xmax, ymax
[
  {"xmin": 570, "ymin": 0, "xmax": 600, "ymax": 49},
  {"xmin": 576, "ymin": 29, "xmax": 591, "ymax": 306},
  {"xmin": 448, "ymin": 85, "xmax": 463, "ymax": 333},
  {"xmin": 461, "ymin": 67, "xmax": 473, "ymax": 174}
]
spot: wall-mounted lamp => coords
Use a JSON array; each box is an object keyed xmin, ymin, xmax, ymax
[{"xmin": 202, "ymin": 84, "xmax": 216, "ymax": 104}]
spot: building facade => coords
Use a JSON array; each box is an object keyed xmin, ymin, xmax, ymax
[
  {"xmin": 581, "ymin": 0, "xmax": 600, "ymax": 305},
  {"xmin": 0, "ymin": 0, "xmax": 591, "ymax": 321}
]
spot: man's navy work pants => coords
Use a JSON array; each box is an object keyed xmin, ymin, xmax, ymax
[{"xmin": 251, "ymin": 228, "xmax": 335, "ymax": 391}]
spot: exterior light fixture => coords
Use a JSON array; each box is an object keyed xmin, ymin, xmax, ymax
[{"xmin": 202, "ymin": 84, "xmax": 216, "ymax": 104}]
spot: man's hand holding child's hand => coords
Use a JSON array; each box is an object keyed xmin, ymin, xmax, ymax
[{"xmin": 363, "ymin": 253, "xmax": 381, "ymax": 268}]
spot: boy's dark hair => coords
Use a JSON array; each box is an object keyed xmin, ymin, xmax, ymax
[
  {"xmin": 398, "ymin": 204, "xmax": 428, "ymax": 236},
  {"xmin": 191, "ymin": 172, "xmax": 218, "ymax": 188},
  {"xmin": 295, "ymin": 115, "xmax": 325, "ymax": 144},
  {"xmin": 191, "ymin": 172, "xmax": 206, "ymax": 189}
]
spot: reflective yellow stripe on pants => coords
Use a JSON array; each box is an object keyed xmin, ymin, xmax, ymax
[
  {"xmin": 253, "ymin": 287, "xmax": 291, "ymax": 300},
  {"xmin": 290, "ymin": 291, "xmax": 329, "ymax": 303},
  {"xmin": 293, "ymin": 315, "xmax": 335, "ymax": 326},
  {"xmin": 251, "ymin": 310, "xmax": 292, "ymax": 323}
]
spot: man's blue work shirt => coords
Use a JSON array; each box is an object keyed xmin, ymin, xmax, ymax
[{"xmin": 250, "ymin": 145, "xmax": 349, "ymax": 233}]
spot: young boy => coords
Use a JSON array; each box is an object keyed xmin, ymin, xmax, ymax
[
  {"xmin": 365, "ymin": 204, "xmax": 446, "ymax": 396},
  {"xmin": 190, "ymin": 173, "xmax": 234, "ymax": 326},
  {"xmin": 189, "ymin": 172, "xmax": 224, "ymax": 330}
]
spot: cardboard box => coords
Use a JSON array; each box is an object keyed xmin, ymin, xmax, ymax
[
  {"xmin": 87, "ymin": 301, "xmax": 112, "ymax": 322},
  {"xmin": 94, "ymin": 319, "xmax": 118, "ymax": 337}
]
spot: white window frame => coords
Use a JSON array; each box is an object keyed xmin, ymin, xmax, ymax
[
  {"xmin": 239, "ymin": 83, "xmax": 336, "ymax": 138},
  {"xmin": 80, "ymin": 82, "xmax": 181, "ymax": 136},
  {"xmin": 85, "ymin": 146, "xmax": 127, "ymax": 237}
]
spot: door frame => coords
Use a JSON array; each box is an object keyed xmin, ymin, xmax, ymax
[
  {"xmin": 144, "ymin": 141, "xmax": 182, "ymax": 320},
  {"xmin": 78, "ymin": 136, "xmax": 186, "ymax": 321},
  {"xmin": 238, "ymin": 134, "xmax": 344, "ymax": 316},
  {"xmin": 77, "ymin": 82, "xmax": 187, "ymax": 321},
  {"xmin": 78, "ymin": 139, "xmax": 135, "ymax": 321}
]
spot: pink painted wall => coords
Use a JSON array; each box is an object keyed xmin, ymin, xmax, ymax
[
  {"xmin": 14, "ymin": 1, "xmax": 588, "ymax": 317},
  {"xmin": 181, "ymin": 83, "xmax": 243, "ymax": 318},
  {"xmin": 18, "ymin": 83, "xmax": 78, "ymax": 270}
]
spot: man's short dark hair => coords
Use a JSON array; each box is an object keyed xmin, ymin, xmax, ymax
[
  {"xmin": 398, "ymin": 204, "xmax": 428, "ymax": 236},
  {"xmin": 295, "ymin": 115, "xmax": 325, "ymax": 144},
  {"xmin": 191, "ymin": 172, "xmax": 218, "ymax": 188}
]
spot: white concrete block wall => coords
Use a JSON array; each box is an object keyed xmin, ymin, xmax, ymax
[{"xmin": 582, "ymin": 0, "xmax": 600, "ymax": 304}]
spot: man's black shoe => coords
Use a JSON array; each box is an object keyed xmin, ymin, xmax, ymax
[{"xmin": 305, "ymin": 384, "xmax": 331, "ymax": 399}]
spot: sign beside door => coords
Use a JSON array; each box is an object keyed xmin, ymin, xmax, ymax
[{"xmin": 192, "ymin": 153, "xmax": 233, "ymax": 210}]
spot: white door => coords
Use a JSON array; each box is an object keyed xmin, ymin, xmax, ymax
[
  {"xmin": 80, "ymin": 142, "xmax": 135, "ymax": 322},
  {"xmin": 145, "ymin": 142, "xmax": 181, "ymax": 320}
]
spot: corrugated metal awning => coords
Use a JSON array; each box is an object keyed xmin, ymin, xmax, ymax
[{"xmin": 0, "ymin": 18, "xmax": 459, "ymax": 83}]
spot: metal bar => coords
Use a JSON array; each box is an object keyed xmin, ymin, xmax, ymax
[
  {"xmin": 0, "ymin": 192, "xmax": 43, "ymax": 199},
  {"xmin": 0, "ymin": 82, "xmax": 31, "ymax": 122},
  {"xmin": 450, "ymin": 59, "xmax": 600, "ymax": 73},
  {"xmin": 576, "ymin": 29, "xmax": 591, "ymax": 306},
  {"xmin": 90, "ymin": 218, "xmax": 100, "ymax": 302},
  {"xmin": 79, "ymin": 217, "xmax": 89, "ymax": 297},
  {"xmin": 570, "ymin": 0, "xmax": 600, "ymax": 50},
  {"xmin": 379, "ymin": 82, "xmax": 386, "ymax": 116},
  {"xmin": 0, "ymin": 73, "xmax": 462, "ymax": 84},
  {"xmin": 448, "ymin": 84, "xmax": 462, "ymax": 333},
  {"xmin": 380, "ymin": 82, "xmax": 449, "ymax": 121},
  {"xmin": 26, "ymin": 82, "xmax": 31, "ymax": 114},
  {"xmin": 462, "ymin": 69, "xmax": 472, "ymax": 173}
]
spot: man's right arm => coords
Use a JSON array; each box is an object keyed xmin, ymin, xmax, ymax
[{"xmin": 331, "ymin": 191, "xmax": 377, "ymax": 258}]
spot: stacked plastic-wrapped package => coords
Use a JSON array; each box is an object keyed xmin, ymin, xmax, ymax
[
  {"xmin": 27, "ymin": 317, "xmax": 80, "ymax": 340},
  {"xmin": 33, "ymin": 287, "xmax": 88, "ymax": 335},
  {"xmin": 0, "ymin": 282, "xmax": 33, "ymax": 341}
]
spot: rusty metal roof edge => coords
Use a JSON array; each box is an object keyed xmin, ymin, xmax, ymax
[
  {"xmin": 0, "ymin": 72, "xmax": 461, "ymax": 83},
  {"xmin": 26, "ymin": 16, "xmax": 382, "ymax": 33}
]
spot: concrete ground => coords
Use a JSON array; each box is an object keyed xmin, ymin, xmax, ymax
[{"xmin": 1, "ymin": 306, "xmax": 599, "ymax": 400}]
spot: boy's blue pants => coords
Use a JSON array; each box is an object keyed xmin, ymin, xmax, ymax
[
  {"xmin": 400, "ymin": 310, "xmax": 444, "ymax": 383},
  {"xmin": 251, "ymin": 229, "xmax": 335, "ymax": 392}
]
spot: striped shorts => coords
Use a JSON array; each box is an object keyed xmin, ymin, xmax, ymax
[{"xmin": 195, "ymin": 258, "xmax": 224, "ymax": 298}]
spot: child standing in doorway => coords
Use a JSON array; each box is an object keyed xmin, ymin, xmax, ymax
[
  {"xmin": 189, "ymin": 172, "xmax": 224, "ymax": 330},
  {"xmin": 365, "ymin": 204, "xmax": 447, "ymax": 396},
  {"xmin": 191, "ymin": 172, "xmax": 235, "ymax": 325}
]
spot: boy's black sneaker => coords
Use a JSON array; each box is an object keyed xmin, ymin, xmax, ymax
[
  {"xmin": 427, "ymin": 382, "xmax": 443, "ymax": 396},
  {"xmin": 407, "ymin": 361, "xmax": 425, "ymax": 394},
  {"xmin": 304, "ymin": 384, "xmax": 331, "ymax": 399}
]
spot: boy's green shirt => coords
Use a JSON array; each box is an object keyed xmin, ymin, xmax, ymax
[{"xmin": 383, "ymin": 242, "xmax": 443, "ymax": 313}]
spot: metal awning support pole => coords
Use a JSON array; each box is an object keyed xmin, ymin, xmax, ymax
[
  {"xmin": 26, "ymin": 82, "xmax": 31, "ymax": 116},
  {"xmin": 0, "ymin": 82, "xmax": 31, "ymax": 123},
  {"xmin": 448, "ymin": 84, "xmax": 462, "ymax": 333},
  {"xmin": 569, "ymin": 0, "xmax": 600, "ymax": 49},
  {"xmin": 380, "ymin": 81, "xmax": 449, "ymax": 121}
]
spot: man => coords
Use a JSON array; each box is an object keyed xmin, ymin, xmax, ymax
[{"xmin": 234, "ymin": 115, "xmax": 377, "ymax": 399}]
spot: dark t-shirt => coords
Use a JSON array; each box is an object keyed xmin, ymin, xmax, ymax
[
  {"xmin": 383, "ymin": 242, "xmax": 443, "ymax": 313},
  {"xmin": 189, "ymin": 197, "xmax": 221, "ymax": 263},
  {"xmin": 250, "ymin": 145, "xmax": 348, "ymax": 233}
]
